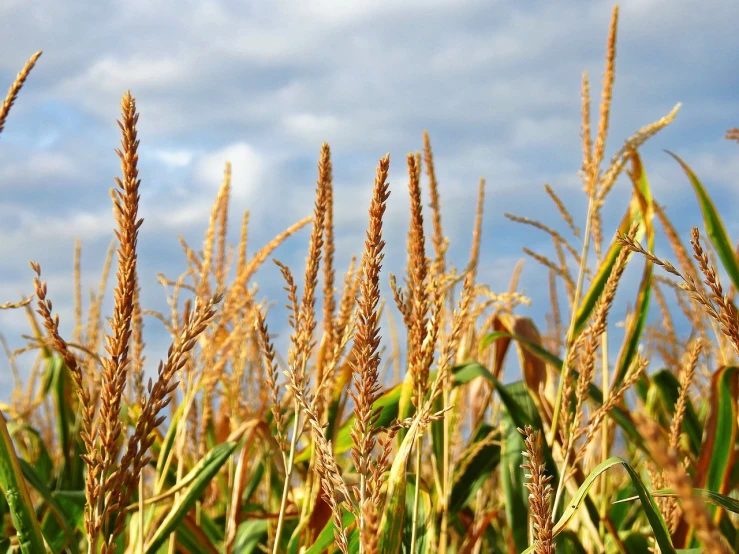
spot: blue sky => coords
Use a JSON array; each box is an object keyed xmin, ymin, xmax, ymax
[{"xmin": 0, "ymin": 0, "xmax": 738, "ymax": 397}]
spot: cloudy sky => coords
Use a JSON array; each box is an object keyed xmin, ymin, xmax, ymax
[{"xmin": 0, "ymin": 0, "xmax": 737, "ymax": 397}]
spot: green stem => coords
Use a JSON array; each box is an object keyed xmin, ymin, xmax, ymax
[
  {"xmin": 410, "ymin": 433, "xmax": 422, "ymax": 554},
  {"xmin": 272, "ymin": 403, "xmax": 301, "ymax": 554},
  {"xmin": 549, "ymin": 194, "xmax": 596, "ymax": 521},
  {"xmin": 549, "ymin": 195, "xmax": 595, "ymax": 446}
]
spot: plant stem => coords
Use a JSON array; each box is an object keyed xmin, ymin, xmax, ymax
[
  {"xmin": 599, "ymin": 330, "xmax": 610, "ymax": 538},
  {"xmin": 138, "ymin": 473, "xmax": 145, "ymax": 554},
  {"xmin": 358, "ymin": 470, "xmax": 365, "ymax": 554},
  {"xmin": 548, "ymin": 195, "xmax": 595, "ymax": 447},
  {"xmin": 549, "ymin": 194, "xmax": 596, "ymax": 522},
  {"xmin": 410, "ymin": 375, "xmax": 426, "ymax": 554},
  {"xmin": 438, "ymin": 381, "xmax": 451, "ymax": 554},
  {"xmin": 410, "ymin": 432, "xmax": 422, "ymax": 554},
  {"xmin": 272, "ymin": 402, "xmax": 301, "ymax": 554}
]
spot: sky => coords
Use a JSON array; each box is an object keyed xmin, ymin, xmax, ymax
[{"xmin": 0, "ymin": 0, "xmax": 738, "ymax": 399}]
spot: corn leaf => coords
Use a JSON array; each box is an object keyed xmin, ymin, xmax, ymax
[
  {"xmin": 18, "ymin": 459, "xmax": 78, "ymax": 554},
  {"xmin": 231, "ymin": 520, "xmax": 269, "ymax": 554},
  {"xmin": 521, "ymin": 456, "xmax": 675, "ymax": 554},
  {"xmin": 303, "ymin": 510, "xmax": 356, "ymax": 554},
  {"xmin": 477, "ymin": 334, "xmax": 643, "ymax": 448},
  {"xmin": 450, "ymin": 423, "xmax": 500, "ymax": 513},
  {"xmin": 570, "ymin": 174, "xmax": 648, "ymax": 342},
  {"xmin": 650, "ymin": 369, "xmax": 702, "ymax": 456},
  {"xmin": 555, "ymin": 530, "xmax": 588, "ymax": 554},
  {"xmin": 0, "ymin": 411, "xmax": 47, "ymax": 554},
  {"xmin": 557, "ymin": 457, "xmax": 674, "ymax": 553},
  {"xmin": 297, "ymin": 383, "xmax": 402, "ymax": 463},
  {"xmin": 404, "ymin": 479, "xmax": 434, "ymax": 554},
  {"xmin": 144, "ymin": 440, "xmax": 239, "ymax": 553},
  {"xmin": 378, "ymin": 413, "xmax": 422, "ymax": 553},
  {"xmin": 694, "ymin": 366, "xmax": 738, "ymax": 519},
  {"xmin": 500, "ymin": 415, "xmax": 528, "ymax": 552},
  {"xmin": 615, "ymin": 487, "xmax": 739, "ymax": 514},
  {"xmin": 174, "ymin": 515, "xmax": 221, "ymax": 554},
  {"xmin": 613, "ymin": 151, "xmax": 654, "ymax": 387},
  {"xmin": 668, "ymin": 150, "xmax": 739, "ymax": 291}
]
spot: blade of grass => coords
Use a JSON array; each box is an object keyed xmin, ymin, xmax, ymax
[
  {"xmin": 144, "ymin": 440, "xmax": 241, "ymax": 553},
  {"xmin": 667, "ymin": 151, "xmax": 739, "ymax": 291},
  {"xmin": 613, "ymin": 151, "xmax": 654, "ymax": 388},
  {"xmin": 302, "ymin": 510, "xmax": 356, "ymax": 554},
  {"xmin": 500, "ymin": 416, "xmax": 529, "ymax": 552},
  {"xmin": 570, "ymin": 184, "xmax": 648, "ymax": 347},
  {"xmin": 694, "ymin": 365, "xmax": 738, "ymax": 521},
  {"xmin": 615, "ymin": 488, "xmax": 739, "ymax": 516},
  {"xmin": 18, "ymin": 459, "xmax": 78, "ymax": 554},
  {"xmin": 475, "ymin": 336, "xmax": 644, "ymax": 448},
  {"xmin": 650, "ymin": 369, "xmax": 702, "ymax": 456},
  {"xmin": 0, "ymin": 411, "xmax": 47, "ymax": 553},
  {"xmin": 521, "ymin": 456, "xmax": 676, "ymax": 554},
  {"xmin": 404, "ymin": 479, "xmax": 434, "ymax": 554},
  {"xmin": 449, "ymin": 423, "xmax": 500, "ymax": 513},
  {"xmin": 378, "ymin": 414, "xmax": 422, "ymax": 553}
]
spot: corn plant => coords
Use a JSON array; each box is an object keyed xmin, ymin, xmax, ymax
[{"xmin": 0, "ymin": 5, "xmax": 738, "ymax": 554}]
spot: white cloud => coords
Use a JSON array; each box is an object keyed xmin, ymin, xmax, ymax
[
  {"xmin": 75, "ymin": 56, "xmax": 189, "ymax": 95},
  {"xmin": 282, "ymin": 113, "xmax": 343, "ymax": 144},
  {"xmin": 151, "ymin": 148, "xmax": 195, "ymax": 168},
  {"xmin": 0, "ymin": 151, "xmax": 80, "ymax": 185},
  {"xmin": 195, "ymin": 142, "xmax": 264, "ymax": 201}
]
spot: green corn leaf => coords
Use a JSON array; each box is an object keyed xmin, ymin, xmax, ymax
[
  {"xmin": 398, "ymin": 360, "xmax": 416, "ymax": 444},
  {"xmin": 303, "ymin": 510, "xmax": 356, "ymax": 554},
  {"xmin": 296, "ymin": 382, "xmax": 402, "ymax": 463},
  {"xmin": 476, "ymin": 334, "xmax": 643, "ymax": 448},
  {"xmin": 615, "ymin": 487, "xmax": 739, "ymax": 514},
  {"xmin": 43, "ymin": 356, "xmax": 85, "ymax": 491},
  {"xmin": 196, "ymin": 509, "xmax": 224, "ymax": 549},
  {"xmin": 8, "ymin": 424, "xmax": 53, "ymax": 493},
  {"xmin": 694, "ymin": 365, "xmax": 738, "ymax": 519},
  {"xmin": 622, "ymin": 533, "xmax": 651, "ymax": 553},
  {"xmin": 154, "ymin": 399, "xmax": 185, "ymax": 487},
  {"xmin": 243, "ymin": 458, "xmax": 265, "ymax": 505},
  {"xmin": 452, "ymin": 364, "xmax": 556, "ymax": 487},
  {"xmin": 144, "ymin": 440, "xmax": 239, "ymax": 553},
  {"xmin": 378, "ymin": 413, "xmax": 422, "ymax": 553},
  {"xmin": 520, "ymin": 456, "xmax": 676, "ymax": 553},
  {"xmin": 613, "ymin": 151, "xmax": 654, "ymax": 388},
  {"xmin": 47, "ymin": 358, "xmax": 72, "ymax": 487},
  {"xmin": 615, "ymin": 488, "xmax": 739, "ymax": 554},
  {"xmin": 305, "ymin": 357, "xmax": 512, "ymax": 466},
  {"xmin": 173, "ymin": 516, "xmax": 221, "ymax": 554},
  {"xmin": 17, "ymin": 459, "xmax": 78, "ymax": 554},
  {"xmin": 449, "ymin": 423, "xmax": 500, "ymax": 513},
  {"xmin": 430, "ymin": 386, "xmax": 445, "ymax": 494},
  {"xmin": 404, "ymin": 479, "xmax": 434, "ymax": 554},
  {"xmin": 555, "ymin": 530, "xmax": 589, "ymax": 554},
  {"xmin": 0, "ymin": 411, "xmax": 48, "ymax": 554},
  {"xmin": 554, "ymin": 457, "xmax": 674, "ymax": 554},
  {"xmin": 453, "ymin": 363, "xmax": 608, "ymax": 529},
  {"xmin": 46, "ymin": 493, "xmax": 85, "ymax": 551},
  {"xmin": 500, "ymin": 415, "xmax": 528, "ymax": 552},
  {"xmin": 668, "ymin": 150, "xmax": 739, "ymax": 291},
  {"xmin": 570, "ymin": 171, "xmax": 649, "ymax": 342},
  {"xmin": 650, "ymin": 369, "xmax": 702, "ymax": 456},
  {"xmin": 232, "ymin": 520, "xmax": 269, "ymax": 554}
]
